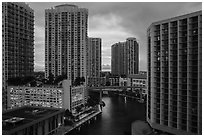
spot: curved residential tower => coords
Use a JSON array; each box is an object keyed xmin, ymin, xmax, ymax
[{"xmin": 147, "ymin": 11, "xmax": 202, "ymax": 135}]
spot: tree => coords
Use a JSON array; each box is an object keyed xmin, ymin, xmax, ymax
[
  {"xmin": 120, "ymin": 74, "xmax": 126, "ymax": 78},
  {"xmin": 7, "ymin": 76, "xmax": 36, "ymax": 86},
  {"xmin": 54, "ymin": 74, "xmax": 67, "ymax": 84},
  {"xmin": 80, "ymin": 104, "xmax": 85, "ymax": 108},
  {"xmin": 7, "ymin": 77, "xmax": 22, "ymax": 86},
  {"xmin": 64, "ymin": 109, "xmax": 74, "ymax": 126},
  {"xmin": 105, "ymin": 81, "xmax": 111, "ymax": 86},
  {"xmin": 73, "ymin": 77, "xmax": 85, "ymax": 86},
  {"xmin": 47, "ymin": 73, "xmax": 54, "ymax": 84},
  {"xmin": 30, "ymin": 81, "xmax": 37, "ymax": 87},
  {"xmin": 23, "ymin": 76, "xmax": 36, "ymax": 84},
  {"xmin": 80, "ymin": 77, "xmax": 85, "ymax": 84},
  {"xmin": 42, "ymin": 78, "xmax": 48, "ymax": 84},
  {"xmin": 75, "ymin": 106, "xmax": 82, "ymax": 113},
  {"xmin": 64, "ymin": 109, "xmax": 73, "ymax": 117},
  {"xmin": 87, "ymin": 96, "xmax": 97, "ymax": 107},
  {"xmin": 74, "ymin": 77, "xmax": 80, "ymax": 86},
  {"xmin": 100, "ymin": 72, "xmax": 105, "ymax": 77}
]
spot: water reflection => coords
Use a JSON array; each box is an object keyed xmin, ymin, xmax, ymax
[
  {"xmin": 68, "ymin": 95, "xmax": 146, "ymax": 135},
  {"xmin": 124, "ymin": 96, "xmax": 127, "ymax": 103}
]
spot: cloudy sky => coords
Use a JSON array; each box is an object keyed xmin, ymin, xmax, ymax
[{"xmin": 27, "ymin": 2, "xmax": 202, "ymax": 72}]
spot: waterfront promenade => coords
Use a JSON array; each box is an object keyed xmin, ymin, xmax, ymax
[{"xmin": 55, "ymin": 105, "xmax": 102, "ymax": 135}]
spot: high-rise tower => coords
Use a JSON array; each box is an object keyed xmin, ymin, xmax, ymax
[
  {"xmin": 87, "ymin": 37, "xmax": 102, "ymax": 78},
  {"xmin": 2, "ymin": 2, "xmax": 34, "ymax": 110},
  {"xmin": 111, "ymin": 42, "xmax": 126, "ymax": 75},
  {"xmin": 126, "ymin": 37, "xmax": 139, "ymax": 75},
  {"xmin": 147, "ymin": 11, "xmax": 202, "ymax": 135},
  {"xmin": 111, "ymin": 38, "xmax": 139, "ymax": 76},
  {"xmin": 45, "ymin": 4, "xmax": 88, "ymax": 84}
]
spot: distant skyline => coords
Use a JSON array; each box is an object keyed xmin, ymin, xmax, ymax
[{"xmin": 27, "ymin": 2, "xmax": 202, "ymax": 72}]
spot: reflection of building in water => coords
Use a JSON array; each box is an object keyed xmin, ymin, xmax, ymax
[
  {"xmin": 124, "ymin": 96, "xmax": 127, "ymax": 103},
  {"xmin": 7, "ymin": 80, "xmax": 85, "ymax": 112}
]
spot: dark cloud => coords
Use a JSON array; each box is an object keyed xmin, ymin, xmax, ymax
[{"xmin": 27, "ymin": 2, "xmax": 202, "ymax": 72}]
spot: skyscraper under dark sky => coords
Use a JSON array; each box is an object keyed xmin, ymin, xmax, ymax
[
  {"xmin": 2, "ymin": 2, "xmax": 34, "ymax": 110},
  {"xmin": 111, "ymin": 41, "xmax": 126, "ymax": 75},
  {"xmin": 147, "ymin": 10, "xmax": 202, "ymax": 135},
  {"xmin": 45, "ymin": 4, "xmax": 88, "ymax": 84},
  {"xmin": 111, "ymin": 37, "xmax": 139, "ymax": 76},
  {"xmin": 87, "ymin": 37, "xmax": 102, "ymax": 78},
  {"xmin": 126, "ymin": 37, "xmax": 139, "ymax": 75}
]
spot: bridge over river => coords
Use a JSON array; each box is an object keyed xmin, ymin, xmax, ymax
[{"xmin": 87, "ymin": 86, "xmax": 144, "ymax": 104}]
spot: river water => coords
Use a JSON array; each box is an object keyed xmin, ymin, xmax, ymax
[{"xmin": 68, "ymin": 95, "xmax": 146, "ymax": 135}]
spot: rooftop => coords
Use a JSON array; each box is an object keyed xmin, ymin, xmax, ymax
[
  {"xmin": 2, "ymin": 106, "xmax": 65, "ymax": 134},
  {"xmin": 127, "ymin": 37, "xmax": 137, "ymax": 41},
  {"xmin": 148, "ymin": 10, "xmax": 201, "ymax": 30},
  {"xmin": 55, "ymin": 4, "xmax": 78, "ymax": 8}
]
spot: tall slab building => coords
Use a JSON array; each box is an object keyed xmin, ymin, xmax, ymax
[
  {"xmin": 45, "ymin": 4, "xmax": 88, "ymax": 84},
  {"xmin": 2, "ymin": 2, "xmax": 34, "ymax": 110},
  {"xmin": 111, "ymin": 42, "xmax": 126, "ymax": 75},
  {"xmin": 87, "ymin": 37, "xmax": 102, "ymax": 78},
  {"xmin": 147, "ymin": 11, "xmax": 202, "ymax": 134},
  {"xmin": 126, "ymin": 37, "xmax": 139, "ymax": 75},
  {"xmin": 111, "ymin": 37, "xmax": 139, "ymax": 76}
]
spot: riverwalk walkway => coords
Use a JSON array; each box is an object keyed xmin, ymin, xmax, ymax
[{"xmin": 55, "ymin": 105, "xmax": 102, "ymax": 135}]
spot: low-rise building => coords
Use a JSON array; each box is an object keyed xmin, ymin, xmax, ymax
[
  {"xmin": 7, "ymin": 80, "xmax": 85, "ymax": 112},
  {"xmin": 119, "ymin": 77, "xmax": 130, "ymax": 86},
  {"xmin": 118, "ymin": 74, "xmax": 147, "ymax": 94},
  {"xmin": 2, "ymin": 106, "xmax": 65, "ymax": 135},
  {"xmin": 128, "ymin": 74, "xmax": 147, "ymax": 94},
  {"xmin": 109, "ymin": 76, "xmax": 119, "ymax": 86},
  {"xmin": 87, "ymin": 77, "xmax": 106, "ymax": 87},
  {"xmin": 139, "ymin": 71, "xmax": 147, "ymax": 75}
]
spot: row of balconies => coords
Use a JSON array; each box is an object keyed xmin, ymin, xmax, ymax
[
  {"xmin": 152, "ymin": 95, "xmax": 198, "ymax": 105},
  {"xmin": 152, "ymin": 100, "xmax": 198, "ymax": 113},
  {"xmin": 154, "ymin": 32, "xmax": 199, "ymax": 41},
  {"xmin": 151, "ymin": 87, "xmax": 198, "ymax": 96},
  {"xmin": 7, "ymin": 12, "xmax": 34, "ymax": 19}
]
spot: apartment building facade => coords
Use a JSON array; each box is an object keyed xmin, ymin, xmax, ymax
[
  {"xmin": 147, "ymin": 11, "xmax": 202, "ymax": 134},
  {"xmin": 111, "ymin": 42, "xmax": 127, "ymax": 75},
  {"xmin": 111, "ymin": 38, "xmax": 139, "ymax": 76},
  {"xmin": 126, "ymin": 37, "xmax": 139, "ymax": 75},
  {"xmin": 87, "ymin": 37, "xmax": 102, "ymax": 78},
  {"xmin": 7, "ymin": 80, "xmax": 85, "ymax": 112},
  {"xmin": 2, "ymin": 2, "xmax": 34, "ymax": 110},
  {"xmin": 45, "ymin": 4, "xmax": 88, "ymax": 85}
]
